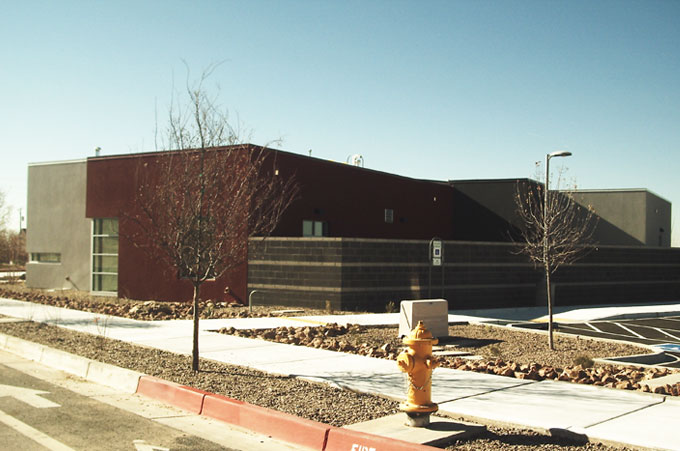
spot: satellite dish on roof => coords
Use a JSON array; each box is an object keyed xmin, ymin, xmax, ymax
[{"xmin": 346, "ymin": 154, "xmax": 364, "ymax": 167}]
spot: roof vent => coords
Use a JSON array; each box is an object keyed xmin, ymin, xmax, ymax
[{"xmin": 346, "ymin": 154, "xmax": 364, "ymax": 167}]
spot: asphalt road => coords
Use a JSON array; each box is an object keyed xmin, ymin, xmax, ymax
[
  {"xmin": 0, "ymin": 350, "xmax": 297, "ymax": 451},
  {"xmin": 549, "ymin": 316, "xmax": 680, "ymax": 368}
]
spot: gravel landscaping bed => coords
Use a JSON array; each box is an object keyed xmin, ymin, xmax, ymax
[
  {"xmin": 219, "ymin": 322, "xmax": 678, "ymax": 395},
  {"xmin": 0, "ymin": 318, "xmax": 633, "ymax": 450},
  {"xmin": 0, "ymin": 284, "xmax": 354, "ymax": 320},
  {"xmin": 0, "ymin": 319, "xmax": 398, "ymax": 427},
  {"xmin": 0, "ymin": 284, "xmax": 656, "ymax": 448}
]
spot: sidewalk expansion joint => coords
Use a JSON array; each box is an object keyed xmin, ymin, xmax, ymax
[
  {"xmin": 581, "ymin": 397, "xmax": 666, "ymax": 430},
  {"xmin": 436, "ymin": 380, "xmax": 535, "ymax": 404}
]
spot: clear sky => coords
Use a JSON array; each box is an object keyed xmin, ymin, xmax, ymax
[{"xmin": 2, "ymin": 0, "xmax": 678, "ymax": 244}]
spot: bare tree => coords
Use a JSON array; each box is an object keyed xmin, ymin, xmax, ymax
[
  {"xmin": 514, "ymin": 169, "xmax": 598, "ymax": 350},
  {"xmin": 129, "ymin": 66, "xmax": 297, "ymax": 371},
  {"xmin": 0, "ymin": 189, "xmax": 9, "ymax": 231}
]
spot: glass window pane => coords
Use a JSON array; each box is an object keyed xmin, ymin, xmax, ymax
[
  {"xmin": 94, "ymin": 237, "xmax": 118, "ymax": 254},
  {"xmin": 93, "ymin": 255, "xmax": 118, "ymax": 273},
  {"xmin": 93, "ymin": 274, "xmax": 117, "ymax": 292},
  {"xmin": 94, "ymin": 218, "xmax": 118, "ymax": 236},
  {"xmin": 31, "ymin": 253, "xmax": 61, "ymax": 263},
  {"xmin": 302, "ymin": 220, "xmax": 313, "ymax": 237},
  {"xmin": 101, "ymin": 218, "xmax": 118, "ymax": 236}
]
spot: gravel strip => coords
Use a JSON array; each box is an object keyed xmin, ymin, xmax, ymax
[
  {"xmin": 0, "ymin": 319, "xmax": 636, "ymax": 450},
  {"xmin": 0, "ymin": 320, "xmax": 398, "ymax": 427}
]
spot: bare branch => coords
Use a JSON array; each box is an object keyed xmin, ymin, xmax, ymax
[{"xmin": 122, "ymin": 65, "xmax": 297, "ymax": 371}]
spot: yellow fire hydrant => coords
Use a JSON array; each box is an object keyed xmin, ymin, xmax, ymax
[{"xmin": 397, "ymin": 320, "xmax": 439, "ymax": 427}]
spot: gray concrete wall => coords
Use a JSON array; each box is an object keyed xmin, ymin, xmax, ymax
[
  {"xmin": 645, "ymin": 191, "xmax": 672, "ymax": 247},
  {"xmin": 26, "ymin": 160, "xmax": 91, "ymax": 291},
  {"xmin": 575, "ymin": 190, "xmax": 672, "ymax": 247}
]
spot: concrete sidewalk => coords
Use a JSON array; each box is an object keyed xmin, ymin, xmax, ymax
[{"xmin": 1, "ymin": 297, "xmax": 680, "ymax": 450}]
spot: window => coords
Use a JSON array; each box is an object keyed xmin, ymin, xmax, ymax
[
  {"xmin": 302, "ymin": 220, "xmax": 328, "ymax": 237},
  {"xmin": 384, "ymin": 208, "xmax": 394, "ymax": 224},
  {"xmin": 30, "ymin": 253, "xmax": 61, "ymax": 263},
  {"xmin": 92, "ymin": 218, "xmax": 118, "ymax": 293}
]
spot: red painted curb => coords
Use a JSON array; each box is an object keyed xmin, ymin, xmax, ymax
[
  {"xmin": 137, "ymin": 377, "xmax": 440, "ymax": 451},
  {"xmin": 325, "ymin": 427, "xmax": 440, "ymax": 451},
  {"xmin": 201, "ymin": 393, "xmax": 245, "ymax": 425},
  {"xmin": 136, "ymin": 376, "xmax": 208, "ymax": 414},
  {"xmin": 238, "ymin": 402, "xmax": 330, "ymax": 450}
]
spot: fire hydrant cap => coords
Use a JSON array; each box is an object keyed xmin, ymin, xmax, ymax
[{"xmin": 403, "ymin": 321, "xmax": 439, "ymax": 345}]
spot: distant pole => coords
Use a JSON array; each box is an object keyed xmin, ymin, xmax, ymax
[{"xmin": 544, "ymin": 150, "xmax": 572, "ymax": 349}]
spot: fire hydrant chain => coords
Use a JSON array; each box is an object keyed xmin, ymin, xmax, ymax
[{"xmin": 407, "ymin": 373, "xmax": 432, "ymax": 392}]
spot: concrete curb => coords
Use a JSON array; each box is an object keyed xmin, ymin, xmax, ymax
[
  {"xmin": 0, "ymin": 332, "xmax": 441, "ymax": 451},
  {"xmin": 0, "ymin": 332, "xmax": 144, "ymax": 393}
]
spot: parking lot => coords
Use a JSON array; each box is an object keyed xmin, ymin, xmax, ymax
[{"xmin": 554, "ymin": 316, "xmax": 680, "ymax": 368}]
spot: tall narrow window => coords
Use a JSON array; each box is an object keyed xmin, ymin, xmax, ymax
[
  {"xmin": 92, "ymin": 218, "xmax": 118, "ymax": 293},
  {"xmin": 384, "ymin": 208, "xmax": 394, "ymax": 224}
]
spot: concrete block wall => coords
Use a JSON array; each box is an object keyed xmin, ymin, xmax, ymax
[
  {"xmin": 248, "ymin": 238, "xmax": 539, "ymax": 311},
  {"xmin": 248, "ymin": 238, "xmax": 680, "ymax": 311},
  {"xmin": 552, "ymin": 245, "xmax": 680, "ymax": 305}
]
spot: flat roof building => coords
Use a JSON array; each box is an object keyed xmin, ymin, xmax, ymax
[{"xmin": 26, "ymin": 145, "xmax": 675, "ymax": 308}]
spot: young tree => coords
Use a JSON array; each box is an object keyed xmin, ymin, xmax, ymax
[
  {"xmin": 514, "ymin": 167, "xmax": 598, "ymax": 350},
  {"xmin": 0, "ymin": 189, "xmax": 9, "ymax": 231},
  {"xmin": 129, "ymin": 66, "xmax": 297, "ymax": 371}
]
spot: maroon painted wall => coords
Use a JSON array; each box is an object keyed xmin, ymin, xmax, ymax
[
  {"xmin": 86, "ymin": 145, "xmax": 456, "ymax": 303},
  {"xmin": 270, "ymin": 151, "xmax": 455, "ymax": 240},
  {"xmin": 86, "ymin": 150, "xmax": 247, "ymax": 303}
]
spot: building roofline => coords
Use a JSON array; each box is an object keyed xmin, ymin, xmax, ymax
[
  {"xmin": 28, "ymin": 158, "xmax": 87, "ymax": 167},
  {"xmin": 85, "ymin": 143, "xmax": 447, "ymax": 185},
  {"xmin": 569, "ymin": 188, "xmax": 671, "ymax": 203},
  {"xmin": 449, "ymin": 178, "xmax": 538, "ymax": 184}
]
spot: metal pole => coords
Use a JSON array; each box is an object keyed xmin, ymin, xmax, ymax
[
  {"xmin": 248, "ymin": 290, "xmax": 259, "ymax": 314},
  {"xmin": 544, "ymin": 154, "xmax": 551, "ymax": 336},
  {"xmin": 428, "ymin": 239, "xmax": 432, "ymax": 298},
  {"xmin": 441, "ymin": 250, "xmax": 445, "ymax": 299}
]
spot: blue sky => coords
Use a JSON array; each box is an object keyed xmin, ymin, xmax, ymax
[{"xmin": 1, "ymin": 0, "xmax": 678, "ymax": 244}]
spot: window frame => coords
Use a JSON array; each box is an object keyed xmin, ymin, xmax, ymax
[
  {"xmin": 29, "ymin": 252, "xmax": 61, "ymax": 264},
  {"xmin": 91, "ymin": 218, "xmax": 118, "ymax": 295},
  {"xmin": 302, "ymin": 219, "xmax": 329, "ymax": 237}
]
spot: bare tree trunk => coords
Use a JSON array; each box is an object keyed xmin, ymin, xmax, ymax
[
  {"xmin": 546, "ymin": 268, "xmax": 554, "ymax": 350},
  {"xmin": 192, "ymin": 283, "xmax": 201, "ymax": 372}
]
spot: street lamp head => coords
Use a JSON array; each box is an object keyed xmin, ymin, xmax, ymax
[{"xmin": 548, "ymin": 151, "xmax": 572, "ymax": 158}]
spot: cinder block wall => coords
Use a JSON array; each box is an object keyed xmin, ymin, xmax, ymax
[
  {"xmin": 248, "ymin": 238, "xmax": 680, "ymax": 311},
  {"xmin": 553, "ymin": 245, "xmax": 680, "ymax": 305}
]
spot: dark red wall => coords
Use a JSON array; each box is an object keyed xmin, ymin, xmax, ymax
[
  {"xmin": 86, "ymin": 146, "xmax": 455, "ymax": 303},
  {"xmin": 86, "ymin": 151, "xmax": 247, "ymax": 304},
  {"xmin": 270, "ymin": 151, "xmax": 455, "ymax": 240}
]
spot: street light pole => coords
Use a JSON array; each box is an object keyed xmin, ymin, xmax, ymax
[{"xmin": 544, "ymin": 150, "xmax": 571, "ymax": 350}]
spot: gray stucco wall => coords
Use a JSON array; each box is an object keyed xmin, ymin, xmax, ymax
[
  {"xmin": 645, "ymin": 191, "xmax": 672, "ymax": 247},
  {"xmin": 574, "ymin": 190, "xmax": 671, "ymax": 247},
  {"xmin": 26, "ymin": 160, "xmax": 91, "ymax": 291}
]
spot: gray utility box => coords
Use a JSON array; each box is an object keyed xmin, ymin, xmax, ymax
[{"xmin": 398, "ymin": 299, "xmax": 449, "ymax": 338}]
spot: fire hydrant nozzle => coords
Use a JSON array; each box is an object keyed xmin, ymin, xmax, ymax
[{"xmin": 397, "ymin": 320, "xmax": 439, "ymax": 427}]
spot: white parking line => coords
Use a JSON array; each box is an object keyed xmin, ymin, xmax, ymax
[
  {"xmin": 585, "ymin": 322, "xmax": 603, "ymax": 333},
  {"xmin": 616, "ymin": 322, "xmax": 680, "ymax": 338},
  {"xmin": 0, "ymin": 408, "xmax": 76, "ymax": 451},
  {"xmin": 654, "ymin": 327, "xmax": 680, "ymax": 342},
  {"xmin": 614, "ymin": 322, "xmax": 646, "ymax": 339}
]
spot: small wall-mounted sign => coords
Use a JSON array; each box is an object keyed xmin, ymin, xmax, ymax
[{"xmin": 431, "ymin": 239, "xmax": 443, "ymax": 266}]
